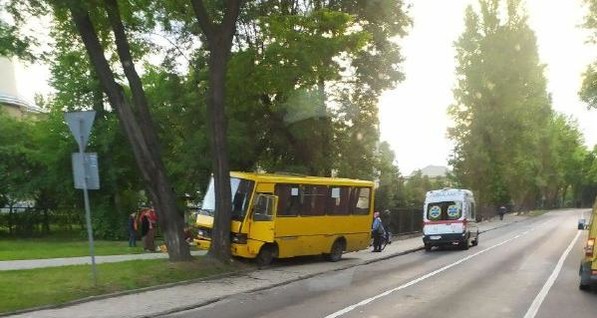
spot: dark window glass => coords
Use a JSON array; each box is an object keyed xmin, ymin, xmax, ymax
[
  {"xmin": 327, "ymin": 187, "xmax": 351, "ymax": 215},
  {"xmin": 427, "ymin": 201, "xmax": 461, "ymax": 220},
  {"xmin": 275, "ymin": 184, "xmax": 300, "ymax": 216},
  {"xmin": 301, "ymin": 185, "xmax": 327, "ymax": 216}
]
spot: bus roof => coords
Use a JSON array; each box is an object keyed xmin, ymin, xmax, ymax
[{"xmin": 230, "ymin": 171, "xmax": 374, "ymax": 187}]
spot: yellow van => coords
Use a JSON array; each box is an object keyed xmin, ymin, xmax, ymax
[
  {"xmin": 195, "ymin": 172, "xmax": 375, "ymax": 265},
  {"xmin": 579, "ymin": 202, "xmax": 597, "ymax": 290}
]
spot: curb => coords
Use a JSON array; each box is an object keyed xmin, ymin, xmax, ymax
[{"xmin": 2, "ymin": 217, "xmax": 529, "ymax": 317}]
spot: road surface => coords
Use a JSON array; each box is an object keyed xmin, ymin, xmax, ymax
[{"xmin": 164, "ymin": 209, "xmax": 597, "ymax": 318}]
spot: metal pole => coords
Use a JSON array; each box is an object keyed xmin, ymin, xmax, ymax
[{"xmin": 79, "ymin": 118, "xmax": 97, "ymax": 286}]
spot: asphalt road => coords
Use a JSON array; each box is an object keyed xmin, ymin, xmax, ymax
[{"xmin": 163, "ymin": 209, "xmax": 597, "ymax": 318}]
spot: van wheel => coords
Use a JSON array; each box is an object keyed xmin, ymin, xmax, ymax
[
  {"xmin": 472, "ymin": 236, "xmax": 479, "ymax": 247},
  {"xmin": 424, "ymin": 244, "xmax": 432, "ymax": 251},
  {"xmin": 326, "ymin": 239, "xmax": 345, "ymax": 262},
  {"xmin": 579, "ymin": 283, "xmax": 591, "ymax": 291},
  {"xmin": 256, "ymin": 245, "xmax": 275, "ymax": 267}
]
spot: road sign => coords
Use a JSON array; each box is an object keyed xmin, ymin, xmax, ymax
[
  {"xmin": 72, "ymin": 153, "xmax": 100, "ymax": 190},
  {"xmin": 64, "ymin": 110, "xmax": 99, "ymax": 286},
  {"xmin": 65, "ymin": 111, "xmax": 96, "ymax": 151}
]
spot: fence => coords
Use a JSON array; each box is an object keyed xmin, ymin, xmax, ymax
[
  {"xmin": 0, "ymin": 207, "xmax": 83, "ymax": 237},
  {"xmin": 381, "ymin": 208, "xmax": 423, "ymax": 236}
]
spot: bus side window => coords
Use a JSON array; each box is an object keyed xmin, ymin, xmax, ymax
[
  {"xmin": 327, "ymin": 187, "xmax": 351, "ymax": 215},
  {"xmin": 352, "ymin": 187, "xmax": 371, "ymax": 215},
  {"xmin": 301, "ymin": 185, "xmax": 327, "ymax": 216},
  {"xmin": 275, "ymin": 184, "xmax": 300, "ymax": 217}
]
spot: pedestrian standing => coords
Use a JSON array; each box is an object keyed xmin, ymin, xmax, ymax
[
  {"xmin": 372, "ymin": 211, "xmax": 385, "ymax": 252},
  {"xmin": 141, "ymin": 208, "xmax": 158, "ymax": 252},
  {"xmin": 127, "ymin": 212, "xmax": 137, "ymax": 247}
]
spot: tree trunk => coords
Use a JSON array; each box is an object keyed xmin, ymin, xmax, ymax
[
  {"xmin": 8, "ymin": 202, "xmax": 13, "ymax": 235},
  {"xmin": 69, "ymin": 3, "xmax": 191, "ymax": 261},
  {"xmin": 206, "ymin": 47, "xmax": 233, "ymax": 262},
  {"xmin": 190, "ymin": 0, "xmax": 242, "ymax": 263}
]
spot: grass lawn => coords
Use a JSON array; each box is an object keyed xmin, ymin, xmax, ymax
[
  {"xmin": 0, "ymin": 238, "xmax": 151, "ymax": 260},
  {"xmin": 0, "ymin": 256, "xmax": 235, "ymax": 314}
]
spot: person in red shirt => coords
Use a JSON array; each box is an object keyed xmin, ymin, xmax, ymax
[{"xmin": 140, "ymin": 208, "xmax": 158, "ymax": 252}]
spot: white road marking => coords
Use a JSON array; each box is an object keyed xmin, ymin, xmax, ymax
[
  {"xmin": 523, "ymin": 230, "xmax": 582, "ymax": 318},
  {"xmin": 324, "ymin": 231, "xmax": 530, "ymax": 318}
]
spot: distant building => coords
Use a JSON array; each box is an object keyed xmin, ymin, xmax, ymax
[
  {"xmin": 0, "ymin": 57, "xmax": 44, "ymax": 118},
  {"xmin": 413, "ymin": 165, "xmax": 449, "ymax": 179}
]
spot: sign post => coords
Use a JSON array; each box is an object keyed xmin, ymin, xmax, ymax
[{"xmin": 65, "ymin": 111, "xmax": 99, "ymax": 285}]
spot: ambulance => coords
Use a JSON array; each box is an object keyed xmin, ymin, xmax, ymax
[{"xmin": 422, "ymin": 188, "xmax": 479, "ymax": 251}]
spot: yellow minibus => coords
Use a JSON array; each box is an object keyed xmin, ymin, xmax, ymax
[{"xmin": 195, "ymin": 172, "xmax": 375, "ymax": 265}]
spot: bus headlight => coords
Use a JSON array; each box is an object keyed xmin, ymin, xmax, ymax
[{"xmin": 232, "ymin": 233, "xmax": 248, "ymax": 244}]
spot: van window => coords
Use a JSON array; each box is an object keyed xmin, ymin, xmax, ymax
[{"xmin": 427, "ymin": 201, "xmax": 462, "ymax": 220}]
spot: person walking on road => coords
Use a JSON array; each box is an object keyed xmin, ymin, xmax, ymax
[
  {"xmin": 127, "ymin": 212, "xmax": 137, "ymax": 247},
  {"xmin": 498, "ymin": 205, "xmax": 506, "ymax": 221},
  {"xmin": 372, "ymin": 211, "xmax": 386, "ymax": 252}
]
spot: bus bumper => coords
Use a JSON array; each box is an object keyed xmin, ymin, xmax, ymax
[{"xmin": 194, "ymin": 238, "xmax": 211, "ymax": 250}]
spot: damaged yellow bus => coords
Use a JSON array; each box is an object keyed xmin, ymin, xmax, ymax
[{"xmin": 195, "ymin": 172, "xmax": 375, "ymax": 265}]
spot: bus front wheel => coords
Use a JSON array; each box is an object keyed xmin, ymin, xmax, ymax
[{"xmin": 256, "ymin": 245, "xmax": 276, "ymax": 267}]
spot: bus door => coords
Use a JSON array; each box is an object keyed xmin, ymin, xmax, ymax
[{"xmin": 248, "ymin": 194, "xmax": 277, "ymax": 243}]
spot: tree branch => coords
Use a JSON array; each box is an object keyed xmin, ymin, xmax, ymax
[
  {"xmin": 190, "ymin": 0, "xmax": 216, "ymax": 43},
  {"xmin": 103, "ymin": 0, "xmax": 162, "ymax": 156}
]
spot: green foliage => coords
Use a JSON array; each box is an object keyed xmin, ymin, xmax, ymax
[
  {"xmin": 450, "ymin": 0, "xmax": 590, "ymax": 211},
  {"xmin": 1, "ymin": 0, "xmax": 413, "ymax": 240}
]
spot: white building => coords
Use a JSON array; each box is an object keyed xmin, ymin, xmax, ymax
[{"xmin": 0, "ymin": 56, "xmax": 43, "ymax": 118}]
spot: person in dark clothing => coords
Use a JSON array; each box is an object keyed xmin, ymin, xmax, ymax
[
  {"xmin": 498, "ymin": 206, "xmax": 506, "ymax": 221},
  {"xmin": 371, "ymin": 211, "xmax": 386, "ymax": 252},
  {"xmin": 128, "ymin": 212, "xmax": 137, "ymax": 247}
]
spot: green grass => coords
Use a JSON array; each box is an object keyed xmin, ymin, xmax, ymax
[
  {"xmin": 0, "ymin": 239, "xmax": 150, "ymax": 260},
  {"xmin": 0, "ymin": 256, "xmax": 235, "ymax": 314}
]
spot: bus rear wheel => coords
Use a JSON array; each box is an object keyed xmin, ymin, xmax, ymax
[{"xmin": 326, "ymin": 239, "xmax": 345, "ymax": 262}]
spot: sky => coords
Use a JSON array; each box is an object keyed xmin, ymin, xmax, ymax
[
  {"xmin": 11, "ymin": 0, "xmax": 597, "ymax": 176},
  {"xmin": 379, "ymin": 0, "xmax": 597, "ymax": 175}
]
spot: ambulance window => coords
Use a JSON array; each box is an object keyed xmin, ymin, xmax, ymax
[{"xmin": 427, "ymin": 201, "xmax": 461, "ymax": 220}]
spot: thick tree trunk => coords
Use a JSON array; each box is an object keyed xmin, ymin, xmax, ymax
[
  {"xmin": 191, "ymin": 0, "xmax": 242, "ymax": 263},
  {"xmin": 206, "ymin": 47, "xmax": 233, "ymax": 262},
  {"xmin": 69, "ymin": 4, "xmax": 191, "ymax": 261}
]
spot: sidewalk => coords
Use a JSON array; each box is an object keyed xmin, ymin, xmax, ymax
[
  {"xmin": 0, "ymin": 251, "xmax": 206, "ymax": 271},
  {"xmin": 4, "ymin": 214, "xmax": 528, "ymax": 318}
]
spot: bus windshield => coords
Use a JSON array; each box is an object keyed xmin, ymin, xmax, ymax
[{"xmin": 202, "ymin": 177, "xmax": 255, "ymax": 220}]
